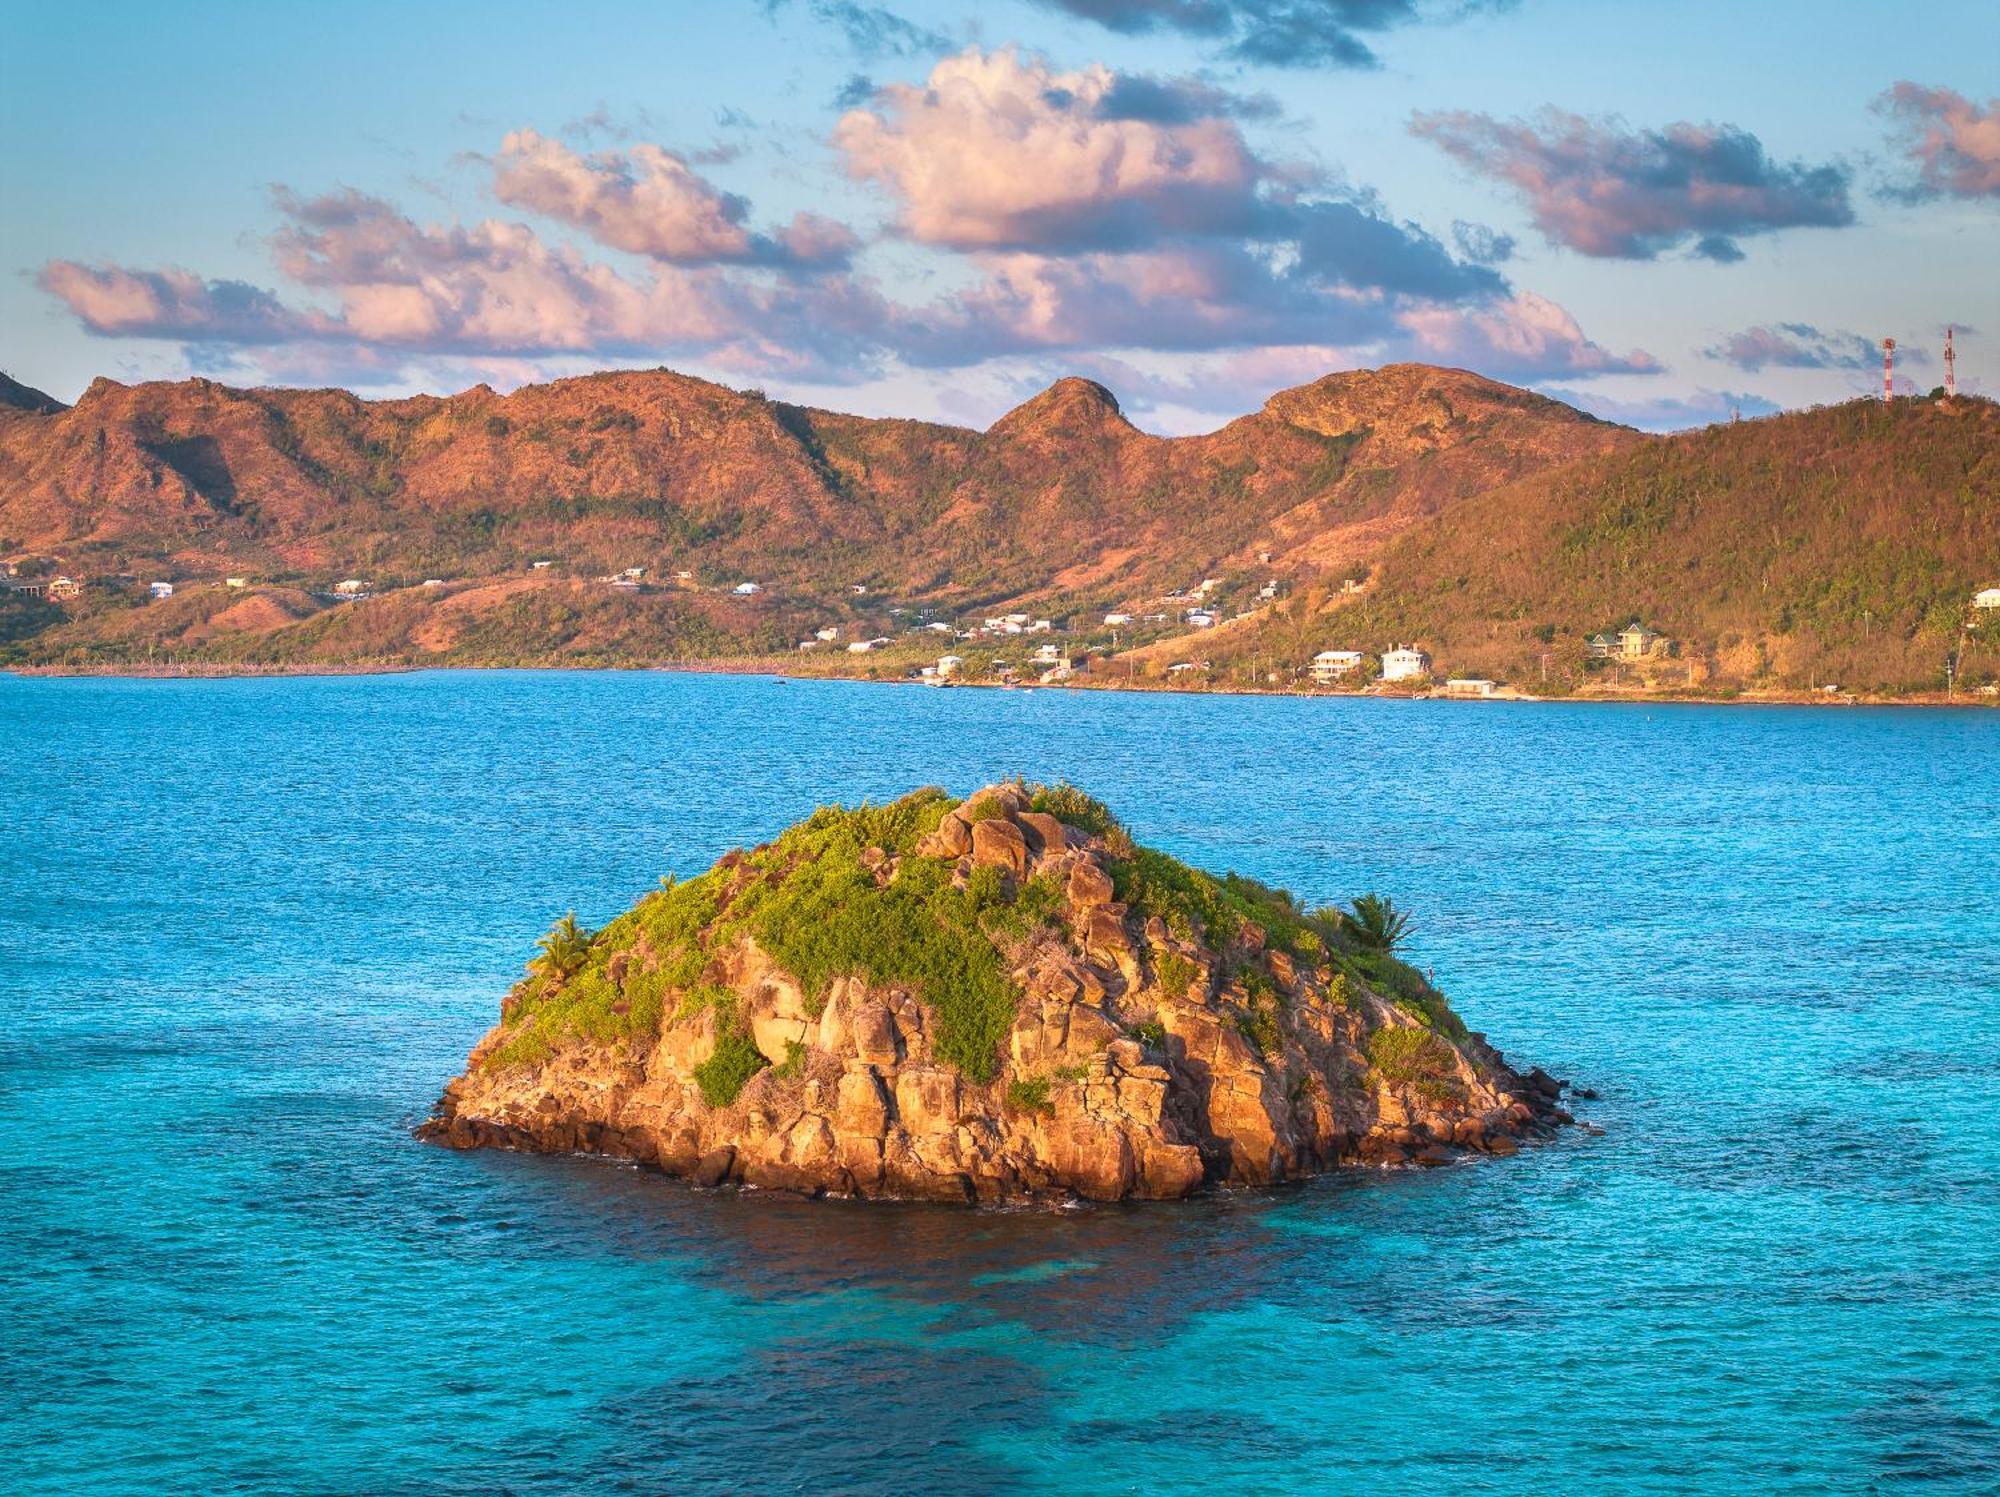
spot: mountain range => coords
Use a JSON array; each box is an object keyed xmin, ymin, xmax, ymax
[{"xmin": 2, "ymin": 363, "xmax": 1994, "ymax": 694}]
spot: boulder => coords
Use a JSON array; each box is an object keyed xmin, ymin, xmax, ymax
[
  {"xmin": 850, "ymin": 1004, "xmax": 901, "ymax": 1066},
  {"xmin": 1016, "ymin": 811, "xmax": 1066, "ymax": 856},
  {"xmin": 1066, "ymin": 858, "xmax": 1115, "ymax": 909},
  {"xmin": 970, "ymin": 816, "xmax": 1029, "ymax": 876}
]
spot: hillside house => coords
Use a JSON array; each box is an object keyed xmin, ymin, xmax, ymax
[
  {"xmin": 1311, "ymin": 650, "xmax": 1365, "ymax": 682},
  {"xmin": 333, "ymin": 579, "xmax": 370, "ymax": 599},
  {"xmin": 733, "ymin": 581, "xmax": 761, "ymax": 595},
  {"xmin": 1104, "ymin": 612, "xmax": 1134, "ymax": 626},
  {"xmin": 1443, "ymin": 678, "xmax": 1497, "ymax": 698},
  {"xmin": 1593, "ymin": 623, "xmax": 1668, "ymax": 660},
  {"xmin": 1380, "ymin": 646, "xmax": 1430, "ymax": 682},
  {"xmin": 1975, "ymin": 588, "xmax": 2000, "ymax": 610},
  {"xmin": 815, "ymin": 626, "xmax": 840, "ymax": 641},
  {"xmin": 149, "ymin": 581, "xmax": 175, "ymax": 600},
  {"xmin": 936, "ymin": 654, "xmax": 964, "ymax": 678},
  {"xmin": 1185, "ymin": 610, "xmax": 1217, "ymax": 628},
  {"xmin": 225, "ymin": 576, "xmax": 249, "ymax": 589}
]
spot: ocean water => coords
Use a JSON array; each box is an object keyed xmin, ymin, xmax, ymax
[{"xmin": 3, "ymin": 669, "xmax": 1997, "ymax": 1495}]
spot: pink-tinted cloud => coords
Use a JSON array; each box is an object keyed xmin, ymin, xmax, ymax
[
  {"xmin": 1395, "ymin": 291, "xmax": 1658, "ymax": 379},
  {"xmin": 1876, "ymin": 83, "xmax": 2000, "ymax": 199},
  {"xmin": 836, "ymin": 48, "xmax": 1264, "ymax": 251},
  {"xmin": 1703, "ymin": 322, "xmax": 1911, "ymax": 373},
  {"xmin": 34, "ymin": 263, "xmax": 326, "ymax": 343},
  {"xmin": 490, "ymin": 129, "xmax": 856, "ymax": 266},
  {"xmin": 44, "ymin": 188, "xmax": 892, "ymax": 385},
  {"xmin": 1411, "ymin": 107, "xmax": 1853, "ymax": 261},
  {"xmin": 835, "ymin": 46, "xmax": 1503, "ymax": 306}
]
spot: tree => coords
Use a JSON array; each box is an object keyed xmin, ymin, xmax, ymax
[
  {"xmin": 530, "ymin": 911, "xmax": 593, "ymax": 981},
  {"xmin": 1344, "ymin": 893, "xmax": 1411, "ymax": 953}
]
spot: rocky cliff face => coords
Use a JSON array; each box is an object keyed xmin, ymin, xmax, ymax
[{"xmin": 421, "ymin": 783, "xmax": 1571, "ymax": 1203}]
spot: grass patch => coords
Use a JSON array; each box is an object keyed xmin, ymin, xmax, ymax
[
  {"xmin": 1005, "ymin": 1077, "xmax": 1054, "ymax": 1115},
  {"xmin": 723, "ymin": 790, "xmax": 1017, "ymax": 1082},
  {"xmin": 1365, "ymin": 1025, "xmax": 1462, "ymax": 1103},
  {"xmin": 1026, "ymin": 782, "xmax": 1130, "ymax": 851},
  {"xmin": 694, "ymin": 1002, "xmax": 768, "ymax": 1107},
  {"xmin": 1153, "ymin": 948, "xmax": 1200, "ymax": 997}
]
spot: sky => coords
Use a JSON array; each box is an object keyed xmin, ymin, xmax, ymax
[{"xmin": 3, "ymin": 0, "xmax": 1996, "ymax": 433}]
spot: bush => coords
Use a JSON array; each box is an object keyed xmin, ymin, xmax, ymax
[
  {"xmin": 1005, "ymin": 1077, "xmax": 1054, "ymax": 1114},
  {"xmin": 1365, "ymin": 1025, "xmax": 1461, "ymax": 1102},
  {"xmin": 1153, "ymin": 948, "xmax": 1200, "ymax": 997},
  {"xmin": 1131, "ymin": 1020, "xmax": 1167, "ymax": 1050},
  {"xmin": 1027, "ymin": 781, "xmax": 1124, "ymax": 843},
  {"xmin": 1236, "ymin": 994, "xmax": 1282, "ymax": 1058},
  {"xmin": 694, "ymin": 1006, "xmax": 768, "ymax": 1107}
]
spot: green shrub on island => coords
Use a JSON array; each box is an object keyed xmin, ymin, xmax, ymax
[
  {"xmin": 693, "ymin": 1006, "xmax": 769, "ymax": 1107},
  {"xmin": 1365, "ymin": 1025, "xmax": 1463, "ymax": 1103},
  {"xmin": 1005, "ymin": 1077, "xmax": 1054, "ymax": 1115}
]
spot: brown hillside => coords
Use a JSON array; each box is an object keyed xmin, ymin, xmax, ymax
[{"xmin": 1197, "ymin": 396, "xmax": 2000, "ymax": 695}]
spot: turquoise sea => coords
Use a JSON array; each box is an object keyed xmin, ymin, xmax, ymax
[{"xmin": 3, "ymin": 670, "xmax": 1997, "ymax": 1495}]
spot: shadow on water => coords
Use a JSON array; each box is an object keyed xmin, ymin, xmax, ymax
[{"xmin": 429, "ymin": 1143, "xmax": 1304, "ymax": 1344}]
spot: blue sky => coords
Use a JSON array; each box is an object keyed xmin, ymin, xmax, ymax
[{"xmin": 3, "ymin": 0, "xmax": 1995, "ymax": 431}]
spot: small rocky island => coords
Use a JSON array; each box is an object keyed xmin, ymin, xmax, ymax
[{"xmin": 422, "ymin": 783, "xmax": 1572, "ymax": 1202}]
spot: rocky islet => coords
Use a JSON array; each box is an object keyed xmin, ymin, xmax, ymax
[{"xmin": 421, "ymin": 782, "xmax": 1573, "ymax": 1202}]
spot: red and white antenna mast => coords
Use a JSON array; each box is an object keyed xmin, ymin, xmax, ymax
[
  {"xmin": 1944, "ymin": 326, "xmax": 1956, "ymax": 398},
  {"xmin": 1882, "ymin": 338, "xmax": 1896, "ymax": 401}
]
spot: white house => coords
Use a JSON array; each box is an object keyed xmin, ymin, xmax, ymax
[
  {"xmin": 225, "ymin": 576, "xmax": 249, "ymax": 589},
  {"xmin": 620, "ymin": 567, "xmax": 645, "ymax": 580},
  {"xmin": 1185, "ymin": 610, "xmax": 1217, "ymax": 628},
  {"xmin": 936, "ymin": 654, "xmax": 964, "ymax": 678},
  {"xmin": 1975, "ymin": 587, "xmax": 2000, "ymax": 610},
  {"xmin": 847, "ymin": 640, "xmax": 875, "ymax": 653},
  {"xmin": 1103, "ymin": 612, "xmax": 1134, "ymax": 626},
  {"xmin": 814, "ymin": 625, "xmax": 841, "ymax": 641},
  {"xmin": 422, "ymin": 578, "xmax": 445, "ymax": 588},
  {"xmin": 1443, "ymin": 678, "xmax": 1497, "ymax": 698},
  {"xmin": 531, "ymin": 560, "xmax": 553, "ymax": 571},
  {"xmin": 733, "ymin": 581, "xmax": 762, "ymax": 595},
  {"xmin": 1381, "ymin": 646, "xmax": 1431, "ymax": 682},
  {"xmin": 333, "ymin": 579, "xmax": 370, "ymax": 598},
  {"xmin": 148, "ymin": 581, "xmax": 175, "ymax": 600},
  {"xmin": 1311, "ymin": 649, "xmax": 1365, "ymax": 682},
  {"xmin": 1032, "ymin": 641, "xmax": 1062, "ymax": 664}
]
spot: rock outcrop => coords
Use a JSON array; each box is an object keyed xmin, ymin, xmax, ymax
[{"xmin": 421, "ymin": 783, "xmax": 1571, "ymax": 1203}]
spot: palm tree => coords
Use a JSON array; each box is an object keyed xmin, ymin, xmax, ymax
[
  {"xmin": 1344, "ymin": 893, "xmax": 1411, "ymax": 953},
  {"xmin": 530, "ymin": 911, "xmax": 593, "ymax": 981}
]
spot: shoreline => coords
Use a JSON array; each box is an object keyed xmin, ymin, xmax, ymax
[{"xmin": 5, "ymin": 656, "xmax": 1993, "ymax": 709}]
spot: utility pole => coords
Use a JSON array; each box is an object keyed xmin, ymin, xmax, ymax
[
  {"xmin": 1883, "ymin": 338, "xmax": 1896, "ymax": 401},
  {"xmin": 1945, "ymin": 326, "xmax": 1957, "ymax": 399}
]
